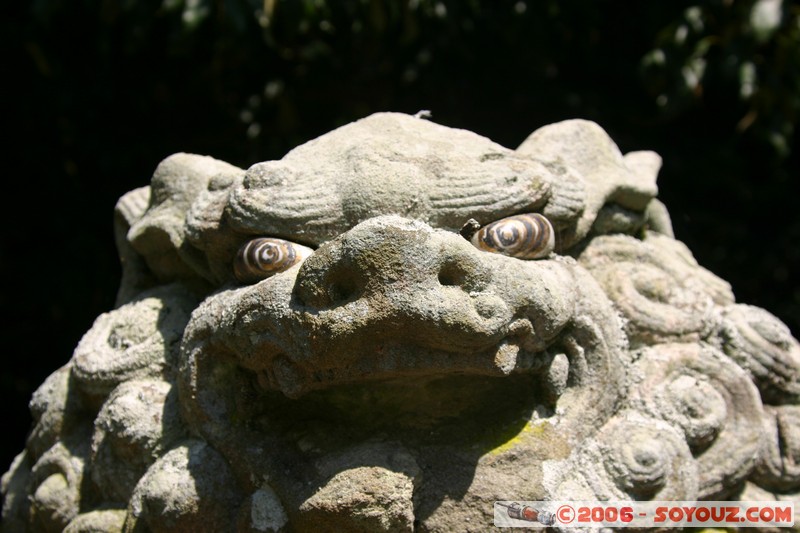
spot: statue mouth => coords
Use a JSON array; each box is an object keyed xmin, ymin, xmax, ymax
[
  {"xmin": 253, "ymin": 371, "xmax": 551, "ymax": 443},
  {"xmin": 252, "ymin": 317, "xmax": 552, "ymax": 398}
]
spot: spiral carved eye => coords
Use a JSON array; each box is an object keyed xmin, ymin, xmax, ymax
[
  {"xmin": 470, "ymin": 213, "xmax": 555, "ymax": 259},
  {"xmin": 234, "ymin": 238, "xmax": 313, "ymax": 283}
]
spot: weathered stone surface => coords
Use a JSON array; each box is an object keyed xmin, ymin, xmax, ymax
[
  {"xmin": 63, "ymin": 508, "xmax": 127, "ymax": 533},
  {"xmin": 1, "ymin": 451, "xmax": 33, "ymax": 531},
  {"xmin": 545, "ymin": 410, "xmax": 699, "ymax": 501},
  {"xmin": 123, "ymin": 440, "xmax": 242, "ymax": 532},
  {"xmin": 3, "ymin": 112, "xmax": 798, "ymax": 531},
  {"xmin": 28, "ymin": 434, "xmax": 91, "ymax": 532},
  {"xmin": 716, "ymin": 303, "xmax": 800, "ymax": 403},
  {"xmin": 71, "ymin": 284, "xmax": 198, "ymax": 408},
  {"xmin": 236, "ymin": 485, "xmax": 288, "ymax": 533},
  {"xmin": 90, "ymin": 379, "xmax": 185, "ymax": 503},
  {"xmin": 297, "ymin": 443, "xmax": 419, "ymax": 532},
  {"xmin": 26, "ymin": 364, "xmax": 84, "ymax": 461},
  {"xmin": 228, "ymin": 115, "xmax": 553, "ymax": 245},
  {"xmin": 114, "ymin": 186, "xmax": 156, "ymax": 305},
  {"xmin": 128, "ymin": 153, "xmax": 243, "ymax": 284},
  {"xmin": 751, "ymin": 405, "xmax": 800, "ymax": 492},
  {"xmin": 517, "ymin": 119, "xmax": 659, "ymax": 247},
  {"xmin": 626, "ymin": 342, "xmax": 764, "ymax": 499},
  {"xmin": 579, "ymin": 233, "xmax": 733, "ymax": 347}
]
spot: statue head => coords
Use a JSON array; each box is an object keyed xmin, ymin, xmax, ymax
[{"xmin": 4, "ymin": 113, "xmax": 798, "ymax": 532}]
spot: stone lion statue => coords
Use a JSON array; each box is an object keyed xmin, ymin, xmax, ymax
[{"xmin": 2, "ymin": 113, "xmax": 798, "ymax": 532}]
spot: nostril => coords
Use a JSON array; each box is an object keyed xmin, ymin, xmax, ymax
[
  {"xmin": 295, "ymin": 263, "xmax": 363, "ymax": 309},
  {"xmin": 328, "ymin": 276, "xmax": 358, "ymax": 304},
  {"xmin": 438, "ymin": 258, "xmax": 488, "ymax": 292},
  {"xmin": 437, "ymin": 248, "xmax": 492, "ymax": 293},
  {"xmin": 438, "ymin": 262, "xmax": 468, "ymax": 287}
]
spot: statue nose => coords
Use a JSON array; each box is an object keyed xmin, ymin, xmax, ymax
[{"xmin": 293, "ymin": 217, "xmax": 494, "ymax": 314}]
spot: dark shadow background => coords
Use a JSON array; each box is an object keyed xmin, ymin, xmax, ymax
[{"xmin": 2, "ymin": 0, "xmax": 798, "ymax": 473}]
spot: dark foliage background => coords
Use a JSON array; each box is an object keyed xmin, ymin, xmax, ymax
[{"xmin": 2, "ymin": 0, "xmax": 798, "ymax": 472}]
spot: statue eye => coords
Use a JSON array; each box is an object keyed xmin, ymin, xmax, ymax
[
  {"xmin": 234, "ymin": 238, "xmax": 313, "ymax": 283},
  {"xmin": 470, "ymin": 213, "xmax": 555, "ymax": 259}
]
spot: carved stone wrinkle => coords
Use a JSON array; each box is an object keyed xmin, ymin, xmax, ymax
[{"xmin": 2, "ymin": 112, "xmax": 798, "ymax": 533}]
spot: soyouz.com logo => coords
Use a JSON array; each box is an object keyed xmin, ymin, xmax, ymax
[{"xmin": 493, "ymin": 501, "xmax": 795, "ymax": 528}]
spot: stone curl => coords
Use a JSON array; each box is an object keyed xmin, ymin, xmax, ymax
[
  {"xmin": 579, "ymin": 233, "xmax": 733, "ymax": 347},
  {"xmin": 626, "ymin": 342, "xmax": 764, "ymax": 499},
  {"xmin": 545, "ymin": 411, "xmax": 698, "ymax": 502},
  {"xmin": 716, "ymin": 304, "xmax": 800, "ymax": 404}
]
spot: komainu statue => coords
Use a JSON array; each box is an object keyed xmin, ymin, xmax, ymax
[{"xmin": 2, "ymin": 113, "xmax": 798, "ymax": 532}]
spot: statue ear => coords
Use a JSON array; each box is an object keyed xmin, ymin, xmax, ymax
[
  {"xmin": 127, "ymin": 153, "xmax": 243, "ymax": 287},
  {"xmin": 185, "ymin": 170, "xmax": 248, "ymax": 285},
  {"xmin": 225, "ymin": 161, "xmax": 318, "ymax": 241},
  {"xmin": 517, "ymin": 120, "xmax": 661, "ymax": 247},
  {"xmin": 114, "ymin": 186, "xmax": 157, "ymax": 305}
]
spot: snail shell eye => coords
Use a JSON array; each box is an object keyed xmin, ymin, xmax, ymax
[
  {"xmin": 234, "ymin": 238, "xmax": 313, "ymax": 283},
  {"xmin": 470, "ymin": 213, "xmax": 555, "ymax": 259}
]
